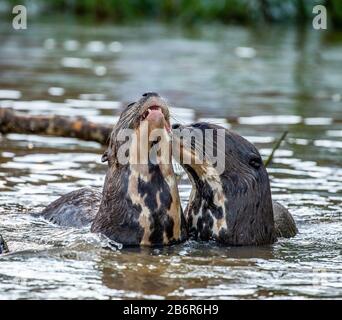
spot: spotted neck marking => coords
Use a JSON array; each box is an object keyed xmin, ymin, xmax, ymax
[
  {"xmin": 187, "ymin": 166, "xmax": 228, "ymax": 238},
  {"xmin": 127, "ymin": 127, "xmax": 182, "ymax": 246},
  {"xmin": 127, "ymin": 164, "xmax": 182, "ymax": 245}
]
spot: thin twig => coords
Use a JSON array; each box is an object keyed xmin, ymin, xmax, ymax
[{"xmin": 264, "ymin": 131, "xmax": 288, "ymax": 167}]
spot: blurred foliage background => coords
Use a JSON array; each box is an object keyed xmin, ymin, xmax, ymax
[{"xmin": 0, "ymin": 0, "xmax": 341, "ymax": 28}]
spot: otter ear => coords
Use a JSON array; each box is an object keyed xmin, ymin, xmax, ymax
[
  {"xmin": 101, "ymin": 150, "xmax": 109, "ymax": 163},
  {"xmin": 103, "ymin": 126, "xmax": 121, "ymax": 166},
  {"xmin": 101, "ymin": 143, "xmax": 118, "ymax": 166}
]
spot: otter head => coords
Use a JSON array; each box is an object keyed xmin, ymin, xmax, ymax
[
  {"xmin": 172, "ymin": 122, "xmax": 276, "ymax": 246},
  {"xmin": 102, "ymin": 92, "xmax": 172, "ymax": 168},
  {"xmin": 92, "ymin": 93, "xmax": 186, "ymax": 246}
]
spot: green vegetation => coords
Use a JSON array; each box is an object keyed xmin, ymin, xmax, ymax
[
  {"xmin": 327, "ymin": 0, "xmax": 342, "ymax": 28},
  {"xmin": 2, "ymin": 0, "xmax": 342, "ymax": 27}
]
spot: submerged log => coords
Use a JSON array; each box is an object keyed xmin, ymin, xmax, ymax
[{"xmin": 0, "ymin": 108, "xmax": 112, "ymax": 145}]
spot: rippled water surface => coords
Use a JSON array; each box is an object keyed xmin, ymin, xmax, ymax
[{"xmin": 0, "ymin": 20, "xmax": 341, "ymax": 299}]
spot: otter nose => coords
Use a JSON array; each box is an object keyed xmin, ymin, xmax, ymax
[{"xmin": 142, "ymin": 92, "xmax": 159, "ymax": 98}]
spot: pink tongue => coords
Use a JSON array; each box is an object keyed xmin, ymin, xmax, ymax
[{"xmin": 146, "ymin": 108, "xmax": 164, "ymax": 123}]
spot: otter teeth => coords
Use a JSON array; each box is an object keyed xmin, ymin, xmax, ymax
[
  {"xmin": 141, "ymin": 109, "xmax": 150, "ymax": 120},
  {"xmin": 141, "ymin": 106, "xmax": 162, "ymax": 120}
]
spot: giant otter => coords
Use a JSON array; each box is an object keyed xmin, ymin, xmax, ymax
[
  {"xmin": 0, "ymin": 234, "xmax": 8, "ymax": 254},
  {"xmin": 40, "ymin": 93, "xmax": 187, "ymax": 246},
  {"xmin": 172, "ymin": 122, "xmax": 297, "ymax": 245}
]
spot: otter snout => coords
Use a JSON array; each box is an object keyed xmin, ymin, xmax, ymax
[
  {"xmin": 144, "ymin": 106, "xmax": 166, "ymax": 129},
  {"xmin": 138, "ymin": 95, "xmax": 171, "ymax": 134}
]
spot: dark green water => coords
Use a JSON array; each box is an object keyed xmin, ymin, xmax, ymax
[{"xmin": 0, "ymin": 20, "xmax": 341, "ymax": 299}]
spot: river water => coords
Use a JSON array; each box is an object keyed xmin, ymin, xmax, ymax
[{"xmin": 0, "ymin": 20, "xmax": 341, "ymax": 299}]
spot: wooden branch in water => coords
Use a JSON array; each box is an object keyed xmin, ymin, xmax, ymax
[
  {"xmin": 264, "ymin": 131, "xmax": 288, "ymax": 167},
  {"xmin": 0, "ymin": 108, "xmax": 112, "ymax": 145}
]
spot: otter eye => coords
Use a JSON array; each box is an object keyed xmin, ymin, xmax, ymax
[{"xmin": 249, "ymin": 156, "xmax": 262, "ymax": 169}]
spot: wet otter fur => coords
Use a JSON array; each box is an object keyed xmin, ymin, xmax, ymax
[
  {"xmin": 40, "ymin": 93, "xmax": 187, "ymax": 246},
  {"xmin": 172, "ymin": 122, "xmax": 297, "ymax": 245},
  {"xmin": 41, "ymin": 188, "xmax": 102, "ymax": 228},
  {"xmin": 273, "ymin": 201, "xmax": 298, "ymax": 238}
]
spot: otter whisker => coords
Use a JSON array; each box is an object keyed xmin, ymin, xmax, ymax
[
  {"xmin": 169, "ymin": 112, "xmax": 188, "ymax": 125},
  {"xmin": 187, "ymin": 138, "xmax": 214, "ymax": 163}
]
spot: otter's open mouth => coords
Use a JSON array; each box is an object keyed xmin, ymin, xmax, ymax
[
  {"xmin": 140, "ymin": 105, "xmax": 170, "ymax": 132},
  {"xmin": 140, "ymin": 105, "xmax": 164, "ymax": 120}
]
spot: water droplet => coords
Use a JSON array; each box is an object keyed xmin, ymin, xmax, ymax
[
  {"xmin": 235, "ymin": 47, "xmax": 256, "ymax": 59},
  {"xmin": 86, "ymin": 41, "xmax": 106, "ymax": 53},
  {"xmin": 108, "ymin": 41, "xmax": 122, "ymax": 52},
  {"xmin": 63, "ymin": 40, "xmax": 79, "ymax": 51},
  {"xmin": 44, "ymin": 38, "xmax": 56, "ymax": 50},
  {"xmin": 94, "ymin": 65, "xmax": 107, "ymax": 76},
  {"xmin": 48, "ymin": 87, "xmax": 65, "ymax": 96},
  {"xmin": 61, "ymin": 57, "xmax": 93, "ymax": 69}
]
